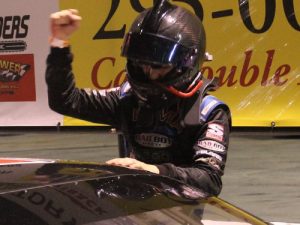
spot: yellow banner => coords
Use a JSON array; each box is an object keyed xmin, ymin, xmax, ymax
[{"xmin": 60, "ymin": 0, "xmax": 300, "ymax": 127}]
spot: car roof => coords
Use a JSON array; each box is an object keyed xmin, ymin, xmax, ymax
[{"xmin": 0, "ymin": 157, "xmax": 268, "ymax": 225}]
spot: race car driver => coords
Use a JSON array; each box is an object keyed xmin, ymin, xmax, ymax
[{"xmin": 46, "ymin": 0, "xmax": 231, "ymax": 196}]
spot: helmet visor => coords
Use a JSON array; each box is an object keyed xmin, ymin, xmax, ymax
[{"xmin": 121, "ymin": 32, "xmax": 196, "ymax": 68}]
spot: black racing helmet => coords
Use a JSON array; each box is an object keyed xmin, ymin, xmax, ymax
[{"xmin": 121, "ymin": 0, "xmax": 206, "ymax": 103}]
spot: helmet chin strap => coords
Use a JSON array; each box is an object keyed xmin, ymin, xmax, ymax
[
  {"xmin": 155, "ymin": 72, "xmax": 204, "ymax": 98},
  {"xmin": 165, "ymin": 79, "xmax": 203, "ymax": 98}
]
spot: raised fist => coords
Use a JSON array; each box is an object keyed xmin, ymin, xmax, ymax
[{"xmin": 50, "ymin": 9, "xmax": 82, "ymax": 40}]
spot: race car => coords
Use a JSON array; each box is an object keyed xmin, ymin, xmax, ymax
[{"xmin": 0, "ymin": 157, "xmax": 271, "ymax": 225}]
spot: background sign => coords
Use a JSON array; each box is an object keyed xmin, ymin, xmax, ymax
[
  {"xmin": 61, "ymin": 0, "xmax": 300, "ymax": 127},
  {"xmin": 0, "ymin": 0, "xmax": 62, "ymax": 126},
  {"xmin": 0, "ymin": 54, "xmax": 36, "ymax": 102},
  {"xmin": 0, "ymin": 0, "xmax": 299, "ymax": 127}
]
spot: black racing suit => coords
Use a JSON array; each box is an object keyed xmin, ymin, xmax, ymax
[{"xmin": 46, "ymin": 47, "xmax": 231, "ymax": 196}]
